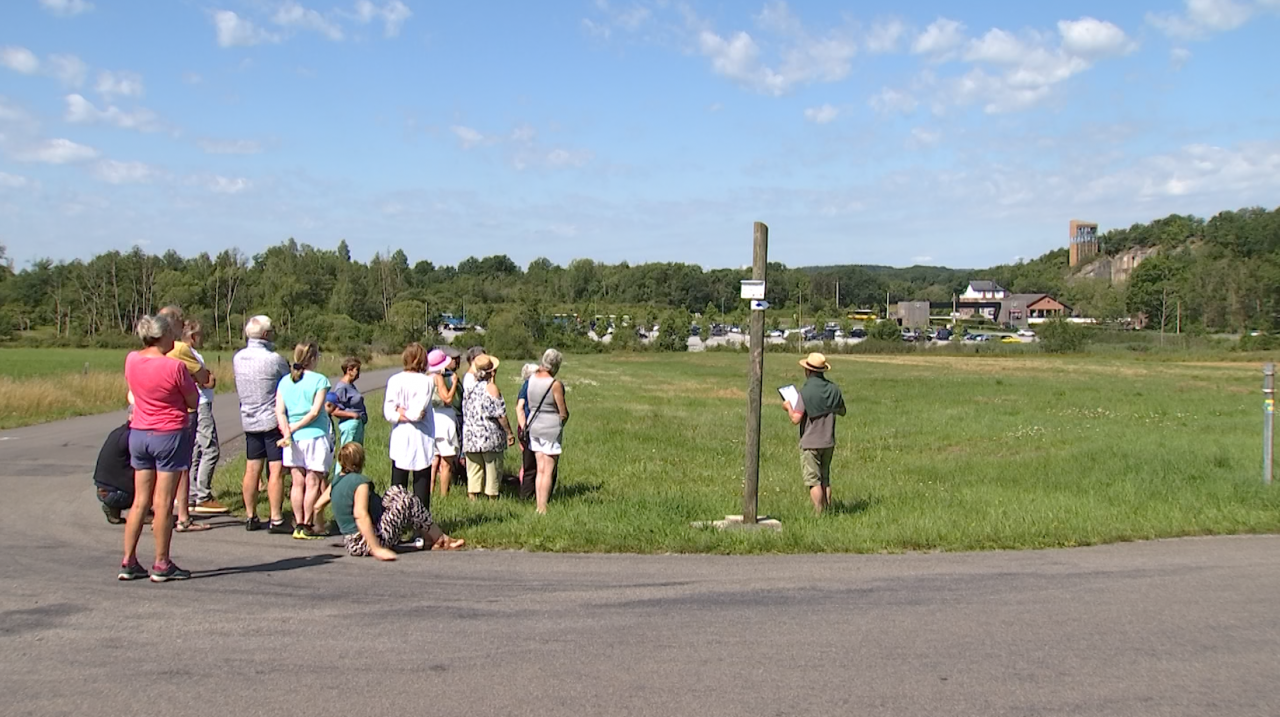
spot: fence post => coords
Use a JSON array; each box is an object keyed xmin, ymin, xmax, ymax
[
  {"xmin": 1265, "ymin": 363, "xmax": 1275, "ymax": 486},
  {"xmin": 743, "ymin": 222, "xmax": 768, "ymax": 524}
]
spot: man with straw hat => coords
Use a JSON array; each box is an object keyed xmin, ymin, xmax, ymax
[{"xmin": 783, "ymin": 353, "xmax": 846, "ymax": 514}]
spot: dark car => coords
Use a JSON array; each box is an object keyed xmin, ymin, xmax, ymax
[
  {"xmin": 690, "ymin": 325, "xmax": 701, "ymax": 337},
  {"xmin": 935, "ymin": 328, "xmax": 953, "ymax": 341},
  {"xmin": 850, "ymin": 327, "xmax": 867, "ymax": 339},
  {"xmin": 822, "ymin": 329, "xmax": 837, "ymax": 341},
  {"xmin": 710, "ymin": 325, "xmax": 728, "ymax": 337}
]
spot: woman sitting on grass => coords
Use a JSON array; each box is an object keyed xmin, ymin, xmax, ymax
[{"xmin": 316, "ymin": 442, "xmax": 465, "ymax": 560}]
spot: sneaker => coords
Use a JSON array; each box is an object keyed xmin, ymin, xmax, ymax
[
  {"xmin": 245, "ymin": 516, "xmax": 262, "ymax": 532},
  {"xmin": 292, "ymin": 525, "xmax": 307, "ymax": 540},
  {"xmin": 267, "ymin": 520, "xmax": 293, "ymax": 535},
  {"xmin": 192, "ymin": 500, "xmax": 230, "ymax": 515},
  {"xmin": 150, "ymin": 560, "xmax": 192, "ymax": 583},
  {"xmin": 298, "ymin": 524, "xmax": 326, "ymax": 540},
  {"xmin": 117, "ymin": 561, "xmax": 147, "ymax": 581},
  {"xmin": 102, "ymin": 503, "xmax": 124, "ymax": 525}
]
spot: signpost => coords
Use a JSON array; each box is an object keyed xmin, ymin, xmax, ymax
[
  {"xmin": 1265, "ymin": 363, "xmax": 1275, "ymax": 486},
  {"xmin": 742, "ymin": 223, "xmax": 768, "ymax": 525}
]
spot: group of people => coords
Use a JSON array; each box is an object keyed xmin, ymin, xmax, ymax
[{"xmin": 98, "ymin": 309, "xmax": 571, "ymax": 582}]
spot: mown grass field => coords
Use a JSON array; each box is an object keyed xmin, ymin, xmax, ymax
[
  {"xmin": 211, "ymin": 351, "xmax": 1280, "ymax": 554},
  {"xmin": 0, "ymin": 347, "xmax": 392, "ymax": 429}
]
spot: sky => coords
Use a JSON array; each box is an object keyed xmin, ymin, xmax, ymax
[{"xmin": 1, "ymin": 0, "xmax": 1279, "ymax": 271}]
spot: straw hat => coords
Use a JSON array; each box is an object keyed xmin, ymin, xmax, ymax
[
  {"xmin": 799, "ymin": 352, "xmax": 831, "ymax": 372},
  {"xmin": 472, "ymin": 354, "xmax": 500, "ymax": 373}
]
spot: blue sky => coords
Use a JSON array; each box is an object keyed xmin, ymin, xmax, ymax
[{"xmin": 1, "ymin": 0, "xmax": 1279, "ymax": 270}]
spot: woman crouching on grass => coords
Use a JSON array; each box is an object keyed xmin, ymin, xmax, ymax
[{"xmin": 316, "ymin": 443, "xmax": 465, "ymax": 560}]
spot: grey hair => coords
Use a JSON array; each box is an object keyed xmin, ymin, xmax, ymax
[
  {"xmin": 244, "ymin": 315, "xmax": 273, "ymax": 340},
  {"xmin": 135, "ymin": 314, "xmax": 172, "ymax": 347},
  {"xmin": 520, "ymin": 363, "xmax": 539, "ymax": 382},
  {"xmin": 465, "ymin": 345, "xmax": 486, "ymax": 364},
  {"xmin": 539, "ymin": 348, "xmax": 564, "ymax": 376}
]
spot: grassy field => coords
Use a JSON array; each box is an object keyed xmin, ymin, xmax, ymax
[
  {"xmin": 0, "ymin": 347, "xmax": 393, "ymax": 429},
  {"xmin": 210, "ymin": 352, "xmax": 1280, "ymax": 554}
]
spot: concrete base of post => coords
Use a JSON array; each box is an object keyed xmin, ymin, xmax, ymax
[{"xmin": 691, "ymin": 515, "xmax": 782, "ymax": 532}]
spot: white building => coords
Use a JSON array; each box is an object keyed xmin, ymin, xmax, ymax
[{"xmin": 960, "ymin": 280, "xmax": 1007, "ymax": 301}]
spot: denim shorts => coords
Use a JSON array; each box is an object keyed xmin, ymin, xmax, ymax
[{"xmin": 129, "ymin": 428, "xmax": 192, "ymax": 472}]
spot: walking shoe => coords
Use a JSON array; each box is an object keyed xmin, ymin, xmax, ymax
[
  {"xmin": 267, "ymin": 520, "xmax": 293, "ymax": 535},
  {"xmin": 245, "ymin": 516, "xmax": 263, "ymax": 532},
  {"xmin": 292, "ymin": 524, "xmax": 307, "ymax": 540},
  {"xmin": 117, "ymin": 561, "xmax": 147, "ymax": 581},
  {"xmin": 150, "ymin": 560, "xmax": 192, "ymax": 583},
  {"xmin": 102, "ymin": 503, "xmax": 125, "ymax": 525},
  {"xmin": 298, "ymin": 524, "xmax": 327, "ymax": 540},
  {"xmin": 192, "ymin": 500, "xmax": 230, "ymax": 515}
]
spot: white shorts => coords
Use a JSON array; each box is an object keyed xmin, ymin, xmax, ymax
[
  {"xmin": 283, "ymin": 435, "xmax": 333, "ymax": 473},
  {"xmin": 433, "ymin": 408, "xmax": 460, "ymax": 457},
  {"xmin": 530, "ymin": 437, "xmax": 562, "ymax": 456}
]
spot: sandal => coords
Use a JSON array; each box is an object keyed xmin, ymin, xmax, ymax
[
  {"xmin": 175, "ymin": 518, "xmax": 211, "ymax": 533},
  {"xmin": 432, "ymin": 536, "xmax": 466, "ymax": 551}
]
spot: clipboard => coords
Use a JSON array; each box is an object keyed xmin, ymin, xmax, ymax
[{"xmin": 778, "ymin": 384, "xmax": 799, "ymax": 409}]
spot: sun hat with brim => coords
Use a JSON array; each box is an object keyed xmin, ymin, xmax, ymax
[
  {"xmin": 426, "ymin": 349, "xmax": 449, "ymax": 374},
  {"xmin": 472, "ymin": 354, "xmax": 500, "ymax": 373},
  {"xmin": 799, "ymin": 352, "xmax": 831, "ymax": 372}
]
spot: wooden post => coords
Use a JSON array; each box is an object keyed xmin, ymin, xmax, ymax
[
  {"xmin": 1265, "ymin": 363, "xmax": 1275, "ymax": 486},
  {"xmin": 743, "ymin": 222, "xmax": 768, "ymax": 525}
]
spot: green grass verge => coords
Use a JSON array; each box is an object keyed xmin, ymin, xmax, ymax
[{"xmin": 211, "ymin": 352, "xmax": 1280, "ymax": 554}]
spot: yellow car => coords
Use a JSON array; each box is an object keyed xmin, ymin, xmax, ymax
[{"xmin": 1001, "ymin": 335, "xmax": 1022, "ymax": 344}]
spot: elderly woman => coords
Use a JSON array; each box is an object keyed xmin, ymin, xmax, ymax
[
  {"xmin": 516, "ymin": 362, "xmax": 556, "ymax": 501},
  {"xmin": 275, "ymin": 342, "xmax": 333, "ymax": 540},
  {"xmin": 384, "ymin": 344, "xmax": 443, "ymax": 508},
  {"xmin": 119, "ymin": 314, "xmax": 199, "ymax": 582},
  {"xmin": 461, "ymin": 354, "xmax": 515, "ymax": 501},
  {"xmin": 524, "ymin": 349, "xmax": 570, "ymax": 514}
]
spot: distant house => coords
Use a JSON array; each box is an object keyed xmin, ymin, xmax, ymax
[
  {"xmin": 1001, "ymin": 294, "xmax": 1071, "ymax": 327},
  {"xmin": 960, "ymin": 281, "xmax": 1008, "ymax": 301}
]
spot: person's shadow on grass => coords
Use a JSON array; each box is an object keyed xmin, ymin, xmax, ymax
[
  {"xmin": 827, "ymin": 497, "xmax": 875, "ymax": 516},
  {"xmin": 192, "ymin": 554, "xmax": 340, "ymax": 579}
]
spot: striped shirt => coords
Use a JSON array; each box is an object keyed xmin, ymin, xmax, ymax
[{"xmin": 233, "ymin": 339, "xmax": 289, "ymax": 433}]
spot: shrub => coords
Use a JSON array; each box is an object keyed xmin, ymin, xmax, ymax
[
  {"xmin": 1237, "ymin": 333, "xmax": 1280, "ymax": 352},
  {"xmin": 1038, "ymin": 319, "xmax": 1089, "ymax": 354},
  {"xmin": 868, "ymin": 319, "xmax": 902, "ymax": 342}
]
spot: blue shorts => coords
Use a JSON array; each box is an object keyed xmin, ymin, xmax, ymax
[{"xmin": 129, "ymin": 428, "xmax": 192, "ymax": 473}]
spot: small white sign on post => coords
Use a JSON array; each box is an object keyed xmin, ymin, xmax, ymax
[
  {"xmin": 751, "ymin": 300, "xmax": 769, "ymax": 311},
  {"xmin": 740, "ymin": 280, "xmax": 766, "ymax": 301}
]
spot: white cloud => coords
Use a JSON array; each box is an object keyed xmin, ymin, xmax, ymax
[
  {"xmin": 909, "ymin": 127, "xmax": 942, "ymax": 147},
  {"xmin": 451, "ymin": 125, "xmax": 485, "ymax": 149},
  {"xmin": 865, "ymin": 19, "xmax": 906, "ymax": 54},
  {"xmin": 1170, "ymin": 47, "xmax": 1193, "ymax": 69},
  {"xmin": 64, "ymin": 94, "xmax": 163, "ymax": 132},
  {"xmin": 197, "ymin": 138, "xmax": 263, "ymax": 155},
  {"xmin": 213, "ymin": 10, "xmax": 279, "ymax": 48},
  {"xmin": 911, "ymin": 256, "xmax": 934, "ymax": 264},
  {"xmin": 869, "ymin": 87, "xmax": 918, "ymax": 115},
  {"xmin": 94, "ymin": 159, "xmax": 160, "ymax": 184},
  {"xmin": 0, "ymin": 171, "xmax": 31, "ymax": 189},
  {"xmin": 803, "ymin": 104, "xmax": 839, "ymax": 124},
  {"xmin": 545, "ymin": 148, "xmax": 592, "ymax": 168},
  {"xmin": 1, "ymin": 47, "xmax": 40, "ymax": 74},
  {"xmin": 273, "ymin": 2, "xmax": 345, "ymax": 41},
  {"xmin": 1058, "ymin": 17, "xmax": 1137, "ymax": 57},
  {"xmin": 510, "ymin": 124, "xmax": 536, "ymax": 142},
  {"xmin": 95, "ymin": 70, "xmax": 144, "ymax": 98},
  {"xmin": 354, "ymin": 0, "xmax": 413, "ymax": 37},
  {"xmin": 208, "ymin": 175, "xmax": 251, "ymax": 194},
  {"xmin": 15, "ymin": 138, "xmax": 99, "ymax": 164},
  {"xmin": 1148, "ymin": 0, "xmax": 1257, "ymax": 39},
  {"xmin": 39, "ymin": 0, "xmax": 93, "ymax": 16},
  {"xmin": 47, "ymin": 54, "xmax": 89, "ymax": 87},
  {"xmin": 912, "ymin": 18, "xmax": 966, "ymax": 57}
]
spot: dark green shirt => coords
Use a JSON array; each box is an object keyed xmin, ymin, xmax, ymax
[{"xmin": 331, "ymin": 472, "xmax": 384, "ymax": 536}]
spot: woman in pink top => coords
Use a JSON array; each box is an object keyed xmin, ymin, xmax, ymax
[{"xmin": 119, "ymin": 314, "xmax": 199, "ymax": 583}]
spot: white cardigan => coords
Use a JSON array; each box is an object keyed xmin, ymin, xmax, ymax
[{"xmin": 383, "ymin": 371, "xmax": 437, "ymax": 471}]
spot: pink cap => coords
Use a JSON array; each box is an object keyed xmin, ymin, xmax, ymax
[{"xmin": 426, "ymin": 348, "xmax": 449, "ymax": 374}]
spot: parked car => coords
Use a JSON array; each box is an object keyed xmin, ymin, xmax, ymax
[
  {"xmin": 710, "ymin": 325, "xmax": 728, "ymax": 337},
  {"xmin": 935, "ymin": 328, "xmax": 953, "ymax": 341},
  {"xmin": 1016, "ymin": 328, "xmax": 1036, "ymax": 337},
  {"xmin": 690, "ymin": 325, "xmax": 701, "ymax": 337},
  {"xmin": 1001, "ymin": 335, "xmax": 1022, "ymax": 344},
  {"xmin": 767, "ymin": 329, "xmax": 784, "ymax": 338},
  {"xmin": 850, "ymin": 327, "xmax": 867, "ymax": 339}
]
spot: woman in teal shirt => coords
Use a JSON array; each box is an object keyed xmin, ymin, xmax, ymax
[
  {"xmin": 316, "ymin": 443, "xmax": 465, "ymax": 560},
  {"xmin": 275, "ymin": 343, "xmax": 333, "ymax": 539}
]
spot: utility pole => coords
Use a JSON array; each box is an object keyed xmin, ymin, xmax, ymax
[
  {"xmin": 743, "ymin": 222, "xmax": 768, "ymax": 525},
  {"xmin": 1266, "ymin": 363, "xmax": 1275, "ymax": 486}
]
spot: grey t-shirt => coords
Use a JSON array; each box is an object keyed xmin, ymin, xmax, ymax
[{"xmin": 793, "ymin": 394, "xmax": 838, "ymax": 450}]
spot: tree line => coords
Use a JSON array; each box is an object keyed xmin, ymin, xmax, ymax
[{"xmin": 0, "ymin": 204, "xmax": 1276, "ymax": 353}]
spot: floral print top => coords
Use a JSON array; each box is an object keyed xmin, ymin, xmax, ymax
[{"xmin": 462, "ymin": 379, "xmax": 507, "ymax": 454}]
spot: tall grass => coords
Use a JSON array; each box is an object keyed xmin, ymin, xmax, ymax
[
  {"xmin": 212, "ymin": 352, "xmax": 1280, "ymax": 554},
  {"xmin": 0, "ymin": 348, "xmax": 397, "ymax": 428}
]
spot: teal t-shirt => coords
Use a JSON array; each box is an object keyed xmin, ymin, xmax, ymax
[
  {"xmin": 331, "ymin": 471, "xmax": 384, "ymax": 536},
  {"xmin": 277, "ymin": 370, "xmax": 332, "ymax": 441}
]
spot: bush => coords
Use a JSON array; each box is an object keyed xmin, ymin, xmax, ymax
[
  {"xmin": 475, "ymin": 310, "xmax": 537, "ymax": 361},
  {"xmin": 1237, "ymin": 333, "xmax": 1280, "ymax": 352},
  {"xmin": 1038, "ymin": 319, "xmax": 1090, "ymax": 354},
  {"xmin": 868, "ymin": 319, "xmax": 902, "ymax": 342}
]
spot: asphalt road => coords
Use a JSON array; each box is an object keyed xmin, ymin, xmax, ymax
[{"xmin": 1, "ymin": 369, "xmax": 1278, "ymax": 716}]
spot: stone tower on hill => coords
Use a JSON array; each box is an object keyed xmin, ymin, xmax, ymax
[{"xmin": 1069, "ymin": 220, "xmax": 1099, "ymax": 268}]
